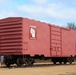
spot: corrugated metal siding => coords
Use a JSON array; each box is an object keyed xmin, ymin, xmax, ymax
[{"xmin": 0, "ymin": 17, "xmax": 23, "ymax": 54}]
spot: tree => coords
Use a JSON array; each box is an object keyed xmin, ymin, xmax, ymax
[{"xmin": 67, "ymin": 23, "xmax": 76, "ymax": 30}]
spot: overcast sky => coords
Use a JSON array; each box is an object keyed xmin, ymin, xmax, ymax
[{"xmin": 0, "ymin": 0, "xmax": 76, "ymax": 26}]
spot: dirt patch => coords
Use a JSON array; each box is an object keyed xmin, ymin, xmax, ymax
[{"xmin": 0, "ymin": 62, "xmax": 76, "ymax": 75}]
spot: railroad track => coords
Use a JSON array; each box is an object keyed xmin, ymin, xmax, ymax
[{"xmin": 1, "ymin": 62, "xmax": 76, "ymax": 69}]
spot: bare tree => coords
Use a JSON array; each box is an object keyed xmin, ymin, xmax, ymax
[{"xmin": 67, "ymin": 23, "xmax": 76, "ymax": 30}]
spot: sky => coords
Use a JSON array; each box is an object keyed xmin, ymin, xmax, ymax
[{"xmin": 0, "ymin": 0, "xmax": 76, "ymax": 26}]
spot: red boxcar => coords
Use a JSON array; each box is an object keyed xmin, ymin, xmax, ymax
[{"xmin": 0, "ymin": 17, "xmax": 76, "ymax": 67}]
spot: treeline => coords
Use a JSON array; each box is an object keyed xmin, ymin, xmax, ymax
[{"xmin": 67, "ymin": 23, "xmax": 76, "ymax": 30}]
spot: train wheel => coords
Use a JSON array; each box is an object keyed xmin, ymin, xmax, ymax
[
  {"xmin": 63, "ymin": 61, "xmax": 67, "ymax": 64},
  {"xmin": 68, "ymin": 58, "xmax": 73, "ymax": 64},
  {"xmin": 16, "ymin": 58, "xmax": 24, "ymax": 67},
  {"xmin": 63, "ymin": 59, "xmax": 67, "ymax": 64},
  {"xmin": 59, "ymin": 61, "xmax": 62, "ymax": 64},
  {"xmin": 4, "ymin": 58, "xmax": 11, "ymax": 67},
  {"xmin": 51, "ymin": 59, "xmax": 57, "ymax": 64},
  {"xmin": 5, "ymin": 62, "xmax": 10, "ymax": 67},
  {"xmin": 25, "ymin": 58, "xmax": 34, "ymax": 66},
  {"xmin": 6, "ymin": 63, "xmax": 10, "ymax": 67},
  {"xmin": 53, "ymin": 61, "xmax": 56, "ymax": 64}
]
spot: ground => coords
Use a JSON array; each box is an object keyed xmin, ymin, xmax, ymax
[{"xmin": 0, "ymin": 62, "xmax": 76, "ymax": 75}]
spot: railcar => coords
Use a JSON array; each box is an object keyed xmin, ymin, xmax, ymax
[{"xmin": 0, "ymin": 17, "xmax": 75, "ymax": 67}]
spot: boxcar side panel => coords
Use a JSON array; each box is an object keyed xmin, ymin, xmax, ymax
[
  {"xmin": 22, "ymin": 18, "xmax": 50, "ymax": 57},
  {"xmin": 62, "ymin": 28, "xmax": 76, "ymax": 57}
]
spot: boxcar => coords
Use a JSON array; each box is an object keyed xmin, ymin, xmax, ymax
[{"xmin": 0, "ymin": 17, "xmax": 76, "ymax": 67}]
